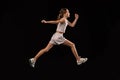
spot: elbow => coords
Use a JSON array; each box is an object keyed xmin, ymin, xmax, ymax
[
  {"xmin": 68, "ymin": 23, "xmax": 75, "ymax": 27},
  {"xmin": 55, "ymin": 21, "xmax": 60, "ymax": 24},
  {"xmin": 70, "ymin": 25, "xmax": 75, "ymax": 27}
]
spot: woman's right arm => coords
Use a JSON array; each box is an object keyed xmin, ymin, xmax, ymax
[{"xmin": 41, "ymin": 18, "xmax": 65, "ymax": 24}]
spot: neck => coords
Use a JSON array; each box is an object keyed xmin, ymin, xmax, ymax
[{"xmin": 63, "ymin": 15, "xmax": 67, "ymax": 18}]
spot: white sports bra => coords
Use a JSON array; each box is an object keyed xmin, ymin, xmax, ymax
[{"xmin": 56, "ymin": 19, "xmax": 68, "ymax": 33}]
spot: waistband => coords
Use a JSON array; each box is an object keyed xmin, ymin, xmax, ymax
[{"xmin": 56, "ymin": 31, "xmax": 64, "ymax": 34}]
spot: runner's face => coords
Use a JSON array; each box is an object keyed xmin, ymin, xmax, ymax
[{"xmin": 65, "ymin": 9, "xmax": 70, "ymax": 18}]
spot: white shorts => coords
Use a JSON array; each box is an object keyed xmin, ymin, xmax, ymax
[{"xmin": 49, "ymin": 32, "xmax": 66, "ymax": 45}]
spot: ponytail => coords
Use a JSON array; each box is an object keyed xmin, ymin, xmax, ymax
[{"xmin": 57, "ymin": 8, "xmax": 68, "ymax": 20}]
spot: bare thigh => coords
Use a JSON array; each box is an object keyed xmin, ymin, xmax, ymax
[
  {"xmin": 62, "ymin": 39, "xmax": 74, "ymax": 47},
  {"xmin": 44, "ymin": 42, "xmax": 54, "ymax": 51}
]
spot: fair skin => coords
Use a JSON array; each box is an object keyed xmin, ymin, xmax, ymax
[{"xmin": 33, "ymin": 9, "xmax": 81, "ymax": 62}]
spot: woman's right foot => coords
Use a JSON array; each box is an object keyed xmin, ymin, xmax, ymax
[
  {"xmin": 77, "ymin": 58, "xmax": 88, "ymax": 65},
  {"xmin": 29, "ymin": 58, "xmax": 36, "ymax": 68}
]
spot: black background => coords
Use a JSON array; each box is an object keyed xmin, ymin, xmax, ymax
[{"xmin": 2, "ymin": 0, "xmax": 120, "ymax": 80}]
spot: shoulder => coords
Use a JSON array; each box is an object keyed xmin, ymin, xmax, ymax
[
  {"xmin": 65, "ymin": 19, "xmax": 69, "ymax": 24},
  {"xmin": 59, "ymin": 18, "xmax": 66, "ymax": 22},
  {"xmin": 65, "ymin": 19, "xmax": 69, "ymax": 22}
]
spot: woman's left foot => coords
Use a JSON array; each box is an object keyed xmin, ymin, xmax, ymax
[{"xmin": 77, "ymin": 57, "xmax": 88, "ymax": 65}]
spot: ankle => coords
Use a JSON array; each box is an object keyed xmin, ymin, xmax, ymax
[
  {"xmin": 76, "ymin": 56, "xmax": 81, "ymax": 61},
  {"xmin": 32, "ymin": 58, "xmax": 36, "ymax": 62}
]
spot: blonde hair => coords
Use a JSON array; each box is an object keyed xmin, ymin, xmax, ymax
[{"xmin": 57, "ymin": 8, "xmax": 68, "ymax": 20}]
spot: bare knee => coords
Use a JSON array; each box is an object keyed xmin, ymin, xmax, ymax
[{"xmin": 70, "ymin": 42, "xmax": 75, "ymax": 48}]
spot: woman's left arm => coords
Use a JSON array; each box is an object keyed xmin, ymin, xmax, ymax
[{"xmin": 68, "ymin": 13, "xmax": 79, "ymax": 27}]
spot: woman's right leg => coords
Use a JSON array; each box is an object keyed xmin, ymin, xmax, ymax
[{"xmin": 29, "ymin": 43, "xmax": 54, "ymax": 67}]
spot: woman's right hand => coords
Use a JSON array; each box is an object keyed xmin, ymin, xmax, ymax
[{"xmin": 41, "ymin": 20, "xmax": 47, "ymax": 23}]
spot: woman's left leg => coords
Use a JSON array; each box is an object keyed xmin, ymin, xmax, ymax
[{"xmin": 62, "ymin": 39, "xmax": 81, "ymax": 61}]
